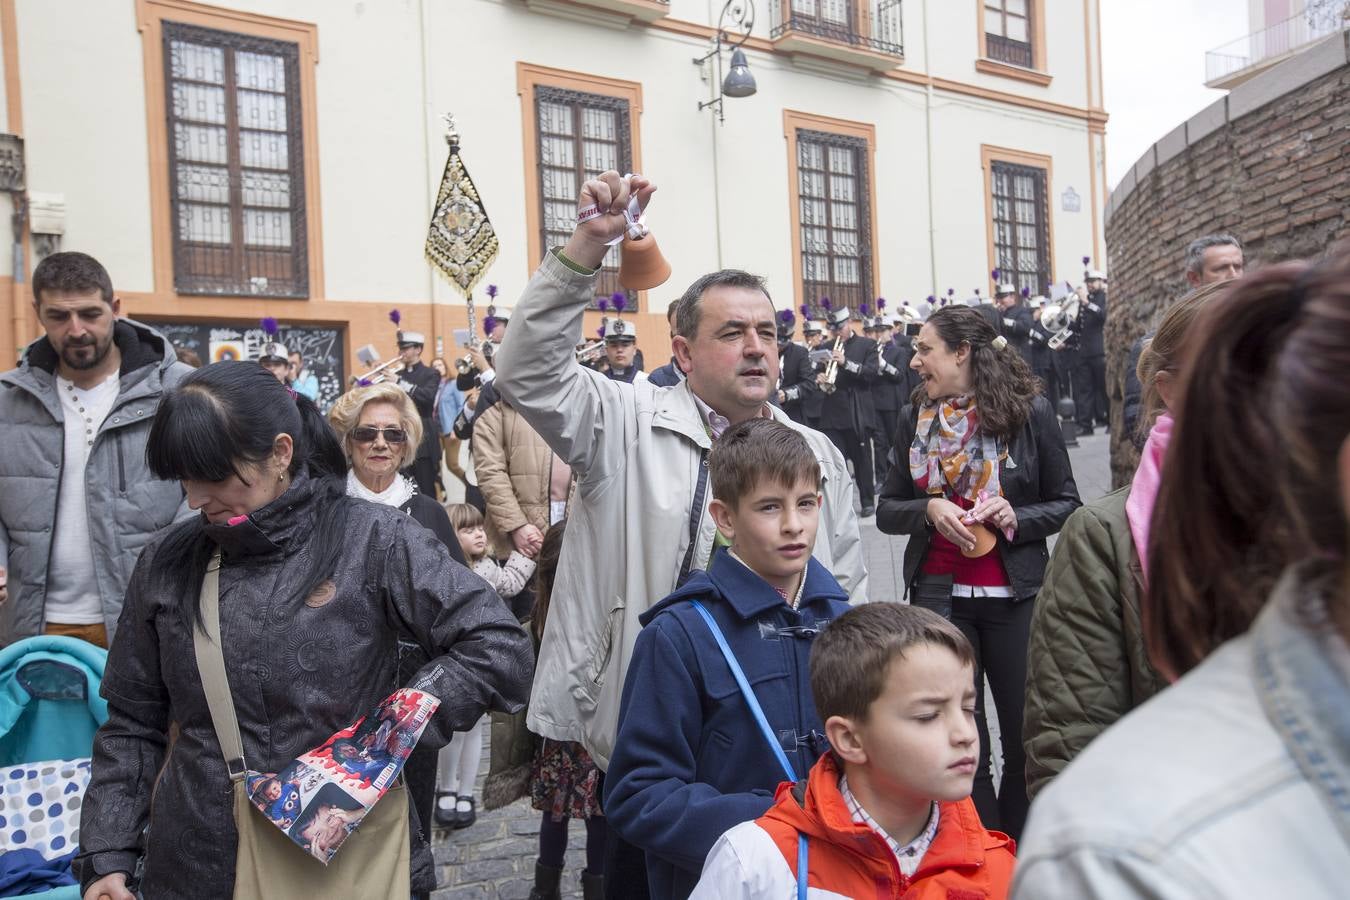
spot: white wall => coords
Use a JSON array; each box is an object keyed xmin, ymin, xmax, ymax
[{"xmin": 9, "ymin": 0, "xmax": 1101, "ymax": 312}]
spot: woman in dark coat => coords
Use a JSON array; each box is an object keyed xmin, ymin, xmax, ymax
[
  {"xmin": 74, "ymin": 362, "xmax": 533, "ymax": 900},
  {"xmin": 877, "ymin": 305, "xmax": 1079, "ymax": 841}
]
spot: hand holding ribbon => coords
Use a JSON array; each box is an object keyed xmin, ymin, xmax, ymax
[
  {"xmin": 963, "ymin": 489, "xmax": 1017, "ymax": 540},
  {"xmin": 563, "ymin": 171, "xmax": 657, "ymax": 270}
]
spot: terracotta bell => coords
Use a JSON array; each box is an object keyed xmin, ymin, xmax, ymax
[
  {"xmin": 960, "ymin": 521, "xmax": 998, "ymax": 559},
  {"xmin": 618, "ymin": 230, "xmax": 672, "ymax": 291}
]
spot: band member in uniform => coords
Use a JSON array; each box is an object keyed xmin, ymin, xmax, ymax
[
  {"xmin": 602, "ymin": 317, "xmax": 647, "ymax": 384},
  {"xmin": 1076, "ymin": 269, "xmax": 1109, "ymax": 433},
  {"xmin": 395, "ymin": 329, "xmax": 443, "ymax": 498},
  {"xmin": 775, "ymin": 309, "xmax": 816, "ymax": 424},
  {"xmin": 818, "ymin": 304, "xmax": 879, "ymax": 517},
  {"xmin": 1027, "ymin": 296, "xmax": 1059, "ymax": 403},
  {"xmin": 872, "ymin": 307, "xmax": 921, "ymax": 486},
  {"xmin": 800, "ymin": 315, "xmax": 827, "ymax": 430},
  {"xmin": 994, "ymin": 281, "xmax": 1034, "ymax": 366}
]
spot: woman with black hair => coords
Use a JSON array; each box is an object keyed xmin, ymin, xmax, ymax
[
  {"xmin": 73, "ymin": 362, "xmax": 533, "ymax": 900},
  {"xmin": 877, "ymin": 305, "xmax": 1080, "ymax": 841}
]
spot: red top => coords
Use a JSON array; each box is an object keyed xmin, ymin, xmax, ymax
[{"xmin": 921, "ymin": 495, "xmax": 1012, "ymax": 587}]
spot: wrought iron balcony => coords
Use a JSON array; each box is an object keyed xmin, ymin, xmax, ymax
[
  {"xmin": 1204, "ymin": 0, "xmax": 1348, "ymax": 88},
  {"xmin": 769, "ymin": 0, "xmax": 904, "ymax": 71}
]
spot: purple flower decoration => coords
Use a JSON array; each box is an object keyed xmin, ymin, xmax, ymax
[
  {"xmin": 876, "ymin": 297, "xmax": 887, "ymax": 311},
  {"xmin": 260, "ymin": 316, "xmax": 279, "ymax": 337},
  {"xmin": 389, "ymin": 309, "xmax": 401, "ymax": 326},
  {"xmin": 597, "ymin": 297, "xmax": 610, "ymax": 312},
  {"xmin": 859, "ymin": 302, "xmax": 871, "ymax": 318},
  {"xmin": 947, "ymin": 288, "xmax": 955, "ymax": 297},
  {"xmin": 596, "ymin": 325, "xmax": 606, "ymax": 339},
  {"xmin": 778, "ymin": 309, "xmax": 795, "ymax": 325},
  {"xmin": 974, "ymin": 288, "xmax": 981, "ymax": 296},
  {"xmin": 799, "ymin": 303, "xmax": 811, "ymax": 319},
  {"xmin": 1082, "ymin": 256, "xmax": 1091, "ymax": 267},
  {"xmin": 482, "ymin": 315, "xmax": 498, "ymax": 336},
  {"xmin": 611, "ymin": 292, "xmax": 627, "ymax": 313},
  {"xmin": 991, "ymin": 268, "xmax": 1001, "ymax": 281},
  {"xmin": 926, "ymin": 295, "xmax": 935, "ymax": 304},
  {"xmin": 820, "ymin": 297, "xmax": 833, "ymax": 311},
  {"xmin": 1022, "ymin": 287, "xmax": 1030, "ymax": 297},
  {"xmin": 486, "ymin": 284, "xmax": 499, "ymax": 300}
]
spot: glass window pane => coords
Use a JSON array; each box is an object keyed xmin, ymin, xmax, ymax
[
  {"xmin": 244, "ymin": 208, "xmax": 292, "ymax": 246},
  {"xmin": 172, "ymin": 82, "xmax": 226, "ymax": 124},
  {"xmin": 582, "ymin": 140, "xmax": 617, "ymax": 174},
  {"xmin": 984, "ymin": 7, "xmax": 1005, "ymax": 34},
  {"xmin": 241, "ymin": 170, "xmax": 291, "ymax": 207},
  {"xmin": 236, "ymin": 89, "xmax": 287, "ymax": 132},
  {"xmin": 804, "ymin": 254, "xmax": 830, "ymax": 281},
  {"xmin": 801, "ymin": 198, "xmax": 827, "ymax": 225},
  {"xmin": 802, "ymin": 226, "xmax": 829, "ymax": 253},
  {"xmin": 539, "ymin": 135, "xmax": 575, "ymax": 169},
  {"xmin": 178, "ymin": 203, "xmax": 231, "ymax": 244},
  {"xmin": 176, "ymin": 164, "xmax": 230, "ymax": 204},
  {"xmin": 170, "ymin": 41, "xmax": 224, "ymax": 84},
  {"xmin": 832, "ymin": 202, "xmax": 858, "ymax": 230},
  {"xmin": 239, "ymin": 129, "xmax": 289, "ymax": 169},
  {"xmin": 828, "ymin": 146, "xmax": 854, "ymax": 175},
  {"xmin": 1006, "ymin": 16, "xmax": 1028, "ymax": 42},
  {"xmin": 538, "ymin": 101, "xmax": 574, "ymax": 137},
  {"xmin": 234, "ymin": 51, "xmax": 286, "ymax": 92},
  {"xmin": 800, "ymin": 171, "xmax": 826, "ymax": 198},
  {"xmin": 1007, "ymin": 0, "xmax": 1028, "ymax": 16},
  {"xmin": 540, "ymin": 167, "xmax": 575, "ymax": 202},
  {"xmin": 830, "ymin": 174, "xmax": 856, "ymax": 202},
  {"xmin": 546, "ymin": 201, "xmax": 576, "ymax": 233},
  {"xmin": 799, "ymin": 141, "xmax": 823, "ymax": 170},
  {"xmin": 833, "ymin": 257, "xmax": 859, "ymax": 284},
  {"xmin": 174, "ymin": 122, "xmax": 228, "ymax": 165},
  {"xmin": 581, "ymin": 107, "xmax": 616, "ymax": 141}
]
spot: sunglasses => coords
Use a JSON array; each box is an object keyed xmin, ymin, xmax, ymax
[{"xmin": 351, "ymin": 426, "xmax": 408, "ymax": 444}]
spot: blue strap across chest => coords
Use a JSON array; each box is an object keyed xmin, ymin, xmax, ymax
[{"xmin": 689, "ymin": 599, "xmax": 810, "ymax": 900}]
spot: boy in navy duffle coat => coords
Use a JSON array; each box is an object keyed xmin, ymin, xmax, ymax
[{"xmin": 603, "ymin": 419, "xmax": 856, "ymax": 900}]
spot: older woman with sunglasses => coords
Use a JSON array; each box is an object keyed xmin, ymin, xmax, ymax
[{"xmin": 328, "ymin": 383, "xmax": 476, "ymax": 897}]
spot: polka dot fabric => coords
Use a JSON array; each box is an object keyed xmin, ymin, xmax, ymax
[{"xmin": 1, "ymin": 758, "xmax": 90, "ymax": 857}]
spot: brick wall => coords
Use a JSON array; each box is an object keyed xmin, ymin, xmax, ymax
[{"xmin": 1102, "ymin": 35, "xmax": 1350, "ymax": 487}]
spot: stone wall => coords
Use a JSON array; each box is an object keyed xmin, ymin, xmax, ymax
[{"xmin": 1102, "ymin": 31, "xmax": 1350, "ymax": 487}]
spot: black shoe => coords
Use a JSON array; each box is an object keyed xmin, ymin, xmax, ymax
[
  {"xmin": 433, "ymin": 792, "xmax": 457, "ymax": 828},
  {"xmin": 580, "ymin": 870, "xmax": 605, "ymax": 900},
  {"xmin": 860, "ymin": 504, "xmax": 875, "ymax": 518},
  {"xmin": 528, "ymin": 861, "xmax": 564, "ymax": 900},
  {"xmin": 1077, "ymin": 426, "xmax": 1094, "ymax": 437},
  {"xmin": 453, "ymin": 796, "xmax": 476, "ymax": 829}
]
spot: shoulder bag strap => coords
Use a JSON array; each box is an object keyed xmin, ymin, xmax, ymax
[
  {"xmin": 192, "ymin": 549, "xmax": 249, "ymax": 782},
  {"xmin": 687, "ymin": 598, "xmax": 808, "ymax": 898},
  {"xmin": 676, "ymin": 449, "xmax": 711, "ymax": 585}
]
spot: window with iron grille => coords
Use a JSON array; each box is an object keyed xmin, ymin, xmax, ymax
[
  {"xmin": 990, "ymin": 160, "xmax": 1050, "ymax": 297},
  {"xmin": 984, "ymin": 0, "xmax": 1034, "ymax": 68},
  {"xmin": 797, "ymin": 129, "xmax": 873, "ymax": 312},
  {"xmin": 535, "ymin": 86, "xmax": 634, "ymax": 309},
  {"xmin": 163, "ymin": 22, "xmax": 308, "ymax": 298}
]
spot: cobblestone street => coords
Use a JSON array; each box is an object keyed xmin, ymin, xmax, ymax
[{"xmin": 432, "ymin": 430, "xmax": 1114, "ymax": 898}]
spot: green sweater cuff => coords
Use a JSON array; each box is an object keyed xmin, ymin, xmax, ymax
[{"xmin": 551, "ymin": 247, "xmax": 600, "ymax": 276}]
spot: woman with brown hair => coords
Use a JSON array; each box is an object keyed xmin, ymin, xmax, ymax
[
  {"xmin": 1022, "ymin": 281, "xmax": 1230, "ymax": 799},
  {"xmin": 1014, "ymin": 251, "xmax": 1350, "ymax": 897},
  {"xmin": 878, "ymin": 304, "xmax": 1080, "ymax": 841}
]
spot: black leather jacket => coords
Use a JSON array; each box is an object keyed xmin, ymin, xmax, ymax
[
  {"xmin": 877, "ymin": 395, "xmax": 1081, "ymax": 600},
  {"xmin": 74, "ymin": 472, "xmax": 533, "ymax": 897}
]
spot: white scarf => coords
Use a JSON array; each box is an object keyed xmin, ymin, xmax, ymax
[{"xmin": 345, "ymin": 469, "xmax": 416, "ymax": 509}]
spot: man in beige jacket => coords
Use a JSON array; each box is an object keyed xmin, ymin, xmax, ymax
[{"xmin": 494, "ymin": 171, "xmax": 867, "ymax": 772}]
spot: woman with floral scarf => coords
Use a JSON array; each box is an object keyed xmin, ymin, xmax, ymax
[{"xmin": 877, "ymin": 305, "xmax": 1080, "ymax": 841}]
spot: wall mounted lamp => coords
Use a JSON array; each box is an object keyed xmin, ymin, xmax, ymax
[{"xmin": 694, "ymin": 1, "xmax": 757, "ymax": 123}]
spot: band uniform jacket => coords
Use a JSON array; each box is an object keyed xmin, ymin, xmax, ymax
[
  {"xmin": 1079, "ymin": 289, "xmax": 1107, "ymax": 357},
  {"xmin": 399, "ymin": 360, "xmax": 442, "ymax": 462},
  {"xmin": 776, "ymin": 340, "xmax": 818, "ymax": 424},
  {"xmin": 816, "ymin": 333, "xmax": 879, "ymax": 437},
  {"xmin": 1001, "ymin": 304, "xmax": 1036, "ymax": 367}
]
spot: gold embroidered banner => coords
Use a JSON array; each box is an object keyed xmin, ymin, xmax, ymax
[{"xmin": 425, "ymin": 115, "xmax": 498, "ymax": 298}]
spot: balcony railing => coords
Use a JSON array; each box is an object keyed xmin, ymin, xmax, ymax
[
  {"xmin": 1205, "ymin": 0, "xmax": 1349, "ymax": 87},
  {"xmin": 769, "ymin": 0, "xmax": 904, "ymax": 63}
]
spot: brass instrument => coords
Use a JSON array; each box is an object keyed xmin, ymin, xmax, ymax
[
  {"xmin": 356, "ymin": 355, "xmax": 406, "ymax": 386},
  {"xmin": 820, "ymin": 334, "xmax": 844, "ymax": 394},
  {"xmin": 575, "ymin": 339, "xmax": 606, "ymax": 365},
  {"xmin": 1042, "ymin": 293, "xmax": 1081, "ymax": 351}
]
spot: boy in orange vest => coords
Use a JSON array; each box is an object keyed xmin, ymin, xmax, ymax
[{"xmin": 691, "ymin": 602, "xmax": 1015, "ymax": 898}]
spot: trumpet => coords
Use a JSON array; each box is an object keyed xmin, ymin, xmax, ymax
[
  {"xmin": 359, "ymin": 356, "xmax": 406, "ymax": 385},
  {"xmin": 575, "ymin": 339, "xmax": 606, "ymax": 365},
  {"xmin": 455, "ymin": 339, "xmax": 495, "ymax": 375},
  {"xmin": 820, "ymin": 334, "xmax": 845, "ymax": 394}
]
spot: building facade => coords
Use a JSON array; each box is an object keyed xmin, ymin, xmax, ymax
[{"xmin": 0, "ymin": 0, "xmax": 1106, "ymax": 390}]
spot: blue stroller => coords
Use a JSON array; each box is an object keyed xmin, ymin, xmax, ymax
[{"xmin": 0, "ymin": 636, "xmax": 108, "ymax": 899}]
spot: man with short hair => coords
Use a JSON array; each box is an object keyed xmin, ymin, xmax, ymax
[
  {"xmin": 0, "ymin": 251, "xmax": 191, "ymax": 647},
  {"xmin": 1184, "ymin": 233, "xmax": 1245, "ymax": 287},
  {"xmin": 1123, "ymin": 234, "xmax": 1246, "ymax": 443},
  {"xmin": 257, "ymin": 339, "xmax": 291, "ymax": 384},
  {"xmin": 494, "ymin": 172, "xmax": 866, "ymax": 776},
  {"xmin": 1074, "ymin": 270, "xmax": 1109, "ymax": 434},
  {"xmin": 394, "ymin": 330, "xmax": 442, "ymax": 498},
  {"xmin": 995, "ymin": 283, "xmax": 1034, "ymax": 365}
]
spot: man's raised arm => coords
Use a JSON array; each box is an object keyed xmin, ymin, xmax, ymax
[{"xmin": 493, "ymin": 172, "xmax": 656, "ymax": 477}]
